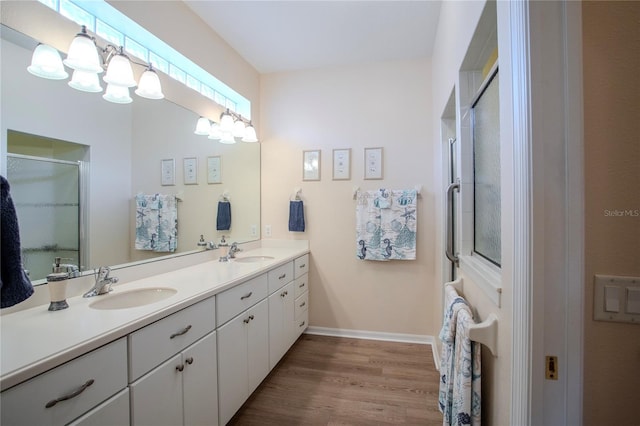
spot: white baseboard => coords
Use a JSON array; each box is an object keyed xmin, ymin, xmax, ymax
[{"xmin": 304, "ymin": 326, "xmax": 442, "ymax": 371}]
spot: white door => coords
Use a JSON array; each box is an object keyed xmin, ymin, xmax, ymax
[
  {"xmin": 217, "ymin": 313, "xmax": 249, "ymax": 425},
  {"xmin": 183, "ymin": 332, "xmax": 218, "ymax": 426}
]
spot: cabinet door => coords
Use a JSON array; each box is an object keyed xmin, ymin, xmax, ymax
[
  {"xmin": 183, "ymin": 332, "xmax": 218, "ymax": 426},
  {"xmin": 129, "ymin": 354, "xmax": 183, "ymax": 426},
  {"xmin": 69, "ymin": 389, "xmax": 130, "ymax": 426},
  {"xmin": 268, "ymin": 281, "xmax": 295, "ymax": 369},
  {"xmin": 217, "ymin": 313, "xmax": 249, "ymax": 425},
  {"xmin": 247, "ymin": 298, "xmax": 270, "ymax": 394}
]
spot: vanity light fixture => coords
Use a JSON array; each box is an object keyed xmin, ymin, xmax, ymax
[
  {"xmin": 196, "ymin": 108, "xmax": 259, "ymax": 143},
  {"xmin": 27, "ymin": 44, "xmax": 68, "ymax": 80},
  {"xmin": 27, "ymin": 25, "xmax": 164, "ymax": 104}
]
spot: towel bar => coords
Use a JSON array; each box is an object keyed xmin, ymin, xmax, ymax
[
  {"xmin": 445, "ymin": 278, "xmax": 498, "ymax": 356},
  {"xmin": 352, "ymin": 185, "xmax": 422, "ymax": 200}
]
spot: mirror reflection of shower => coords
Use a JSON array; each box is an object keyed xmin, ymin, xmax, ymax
[{"xmin": 6, "ymin": 130, "xmax": 89, "ymax": 282}]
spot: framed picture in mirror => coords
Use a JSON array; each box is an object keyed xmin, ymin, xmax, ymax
[
  {"xmin": 161, "ymin": 159, "xmax": 175, "ymax": 186},
  {"xmin": 303, "ymin": 150, "xmax": 321, "ymax": 181}
]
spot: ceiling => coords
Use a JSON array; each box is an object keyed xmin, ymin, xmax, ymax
[{"xmin": 183, "ymin": 1, "xmax": 442, "ymax": 74}]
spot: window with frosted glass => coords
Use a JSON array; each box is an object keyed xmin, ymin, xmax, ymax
[
  {"xmin": 96, "ymin": 20, "xmax": 124, "ymax": 48},
  {"xmin": 472, "ymin": 70, "xmax": 501, "ymax": 266},
  {"xmin": 60, "ymin": 0, "xmax": 94, "ymax": 29}
]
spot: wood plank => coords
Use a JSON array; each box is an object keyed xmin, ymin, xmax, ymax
[{"xmin": 228, "ymin": 334, "xmax": 442, "ymax": 425}]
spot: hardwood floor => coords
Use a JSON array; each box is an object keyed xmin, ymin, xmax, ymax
[{"xmin": 229, "ymin": 334, "xmax": 442, "ymax": 425}]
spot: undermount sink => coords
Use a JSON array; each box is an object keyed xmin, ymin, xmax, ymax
[
  {"xmin": 89, "ymin": 287, "xmax": 177, "ymax": 310},
  {"xmin": 233, "ymin": 255, "xmax": 275, "ymax": 263}
]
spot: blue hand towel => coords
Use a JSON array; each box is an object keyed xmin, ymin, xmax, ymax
[
  {"xmin": 288, "ymin": 200, "xmax": 305, "ymax": 232},
  {"xmin": 216, "ymin": 201, "xmax": 231, "ymax": 231},
  {"xmin": 1, "ymin": 176, "xmax": 34, "ymax": 308}
]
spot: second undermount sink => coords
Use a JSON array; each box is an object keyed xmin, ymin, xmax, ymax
[
  {"xmin": 89, "ymin": 287, "xmax": 177, "ymax": 310},
  {"xmin": 233, "ymin": 255, "xmax": 275, "ymax": 263}
]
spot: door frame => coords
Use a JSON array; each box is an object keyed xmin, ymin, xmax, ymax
[{"xmin": 508, "ymin": 1, "xmax": 584, "ymax": 424}]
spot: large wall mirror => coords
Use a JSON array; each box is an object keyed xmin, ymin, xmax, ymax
[{"xmin": 1, "ymin": 25, "xmax": 261, "ymax": 284}]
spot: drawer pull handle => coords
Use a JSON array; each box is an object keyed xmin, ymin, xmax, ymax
[
  {"xmin": 299, "ymin": 321, "xmax": 306, "ymax": 327},
  {"xmin": 170, "ymin": 325, "xmax": 192, "ymax": 339},
  {"xmin": 278, "ymin": 273, "xmax": 286, "ymax": 280},
  {"xmin": 299, "ymin": 282, "xmax": 306, "ymax": 288},
  {"xmin": 299, "ymin": 264, "xmax": 306, "ymax": 268},
  {"xmin": 300, "ymin": 301, "xmax": 306, "ymax": 308},
  {"xmin": 176, "ymin": 364, "xmax": 184, "ymax": 372},
  {"xmin": 240, "ymin": 292, "xmax": 253, "ymax": 300},
  {"xmin": 45, "ymin": 379, "xmax": 94, "ymax": 408},
  {"xmin": 185, "ymin": 357, "xmax": 194, "ymax": 365}
]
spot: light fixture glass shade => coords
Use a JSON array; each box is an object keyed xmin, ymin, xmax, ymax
[
  {"xmin": 27, "ymin": 44, "xmax": 68, "ymax": 80},
  {"xmin": 233, "ymin": 119, "xmax": 246, "ymax": 138},
  {"xmin": 102, "ymin": 83, "xmax": 132, "ymax": 104},
  {"xmin": 208, "ymin": 123, "xmax": 222, "ymax": 140},
  {"xmin": 241, "ymin": 123, "xmax": 258, "ymax": 142},
  {"xmin": 68, "ymin": 69, "xmax": 102, "ymax": 92},
  {"xmin": 220, "ymin": 110, "xmax": 234, "ymax": 133},
  {"xmin": 219, "ymin": 131, "xmax": 236, "ymax": 144},
  {"xmin": 135, "ymin": 68, "xmax": 164, "ymax": 99},
  {"xmin": 103, "ymin": 54, "xmax": 136, "ymax": 87},
  {"xmin": 63, "ymin": 27, "xmax": 102, "ymax": 74},
  {"xmin": 194, "ymin": 117, "xmax": 211, "ymax": 135}
]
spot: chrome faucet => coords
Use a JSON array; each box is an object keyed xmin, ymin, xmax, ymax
[
  {"xmin": 229, "ymin": 242, "xmax": 242, "ymax": 259},
  {"xmin": 83, "ymin": 266, "xmax": 119, "ymax": 298}
]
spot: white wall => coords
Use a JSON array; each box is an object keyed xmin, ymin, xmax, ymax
[{"xmin": 261, "ymin": 59, "xmax": 434, "ymax": 336}]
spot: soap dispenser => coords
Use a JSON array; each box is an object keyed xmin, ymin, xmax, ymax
[{"xmin": 219, "ymin": 235, "xmax": 229, "ymax": 261}]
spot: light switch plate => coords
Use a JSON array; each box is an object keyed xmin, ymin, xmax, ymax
[{"xmin": 594, "ymin": 275, "xmax": 640, "ymax": 324}]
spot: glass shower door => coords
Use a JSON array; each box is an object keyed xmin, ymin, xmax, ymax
[{"xmin": 7, "ymin": 154, "xmax": 81, "ymax": 281}]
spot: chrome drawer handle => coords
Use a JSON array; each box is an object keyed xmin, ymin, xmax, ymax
[
  {"xmin": 45, "ymin": 379, "xmax": 94, "ymax": 408},
  {"xmin": 299, "ymin": 301, "xmax": 306, "ymax": 308},
  {"xmin": 240, "ymin": 292, "xmax": 253, "ymax": 300},
  {"xmin": 170, "ymin": 324, "xmax": 192, "ymax": 339},
  {"xmin": 278, "ymin": 273, "xmax": 286, "ymax": 280}
]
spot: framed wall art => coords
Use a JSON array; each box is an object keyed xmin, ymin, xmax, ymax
[
  {"xmin": 161, "ymin": 158, "xmax": 175, "ymax": 186},
  {"xmin": 207, "ymin": 156, "xmax": 222, "ymax": 184},
  {"xmin": 183, "ymin": 157, "xmax": 198, "ymax": 185},
  {"xmin": 303, "ymin": 150, "xmax": 321, "ymax": 181},
  {"xmin": 364, "ymin": 147, "xmax": 383, "ymax": 180},
  {"xmin": 332, "ymin": 148, "xmax": 351, "ymax": 180}
]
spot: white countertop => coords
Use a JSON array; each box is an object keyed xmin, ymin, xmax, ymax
[{"xmin": 0, "ymin": 242, "xmax": 309, "ymax": 390}]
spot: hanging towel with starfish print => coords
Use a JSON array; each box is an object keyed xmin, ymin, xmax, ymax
[{"xmin": 355, "ymin": 189, "xmax": 417, "ymax": 261}]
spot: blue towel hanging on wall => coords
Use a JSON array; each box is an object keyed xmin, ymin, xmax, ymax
[
  {"xmin": 1, "ymin": 175, "xmax": 34, "ymax": 308},
  {"xmin": 288, "ymin": 200, "xmax": 305, "ymax": 232},
  {"xmin": 217, "ymin": 201, "xmax": 231, "ymax": 231}
]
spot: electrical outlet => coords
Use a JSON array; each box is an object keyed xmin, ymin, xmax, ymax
[
  {"xmin": 265, "ymin": 224, "xmax": 272, "ymax": 237},
  {"xmin": 250, "ymin": 224, "xmax": 257, "ymax": 237},
  {"xmin": 545, "ymin": 356, "xmax": 558, "ymax": 380}
]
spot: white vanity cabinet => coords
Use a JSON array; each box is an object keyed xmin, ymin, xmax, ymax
[
  {"xmin": 128, "ymin": 296, "xmax": 217, "ymax": 426},
  {"xmin": 68, "ymin": 389, "xmax": 130, "ymax": 426},
  {"xmin": 267, "ymin": 261, "xmax": 295, "ymax": 369},
  {"xmin": 293, "ymin": 254, "xmax": 310, "ymax": 340},
  {"xmin": 216, "ymin": 274, "xmax": 269, "ymax": 426},
  {"xmin": 0, "ymin": 338, "xmax": 128, "ymax": 426},
  {"xmin": 129, "ymin": 332, "xmax": 218, "ymax": 426}
]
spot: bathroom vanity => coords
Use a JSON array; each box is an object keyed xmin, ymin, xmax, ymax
[{"xmin": 0, "ymin": 241, "xmax": 309, "ymax": 426}]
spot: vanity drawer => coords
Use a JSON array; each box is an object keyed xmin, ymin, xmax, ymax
[
  {"xmin": 268, "ymin": 262, "xmax": 294, "ymax": 293},
  {"xmin": 129, "ymin": 296, "xmax": 216, "ymax": 381},
  {"xmin": 294, "ymin": 254, "xmax": 309, "ymax": 278},
  {"xmin": 295, "ymin": 310, "xmax": 309, "ymax": 336},
  {"xmin": 217, "ymin": 273, "xmax": 268, "ymax": 326},
  {"xmin": 1, "ymin": 338, "xmax": 127, "ymax": 426},
  {"xmin": 294, "ymin": 274, "xmax": 308, "ymax": 299},
  {"xmin": 294, "ymin": 291, "xmax": 309, "ymax": 319}
]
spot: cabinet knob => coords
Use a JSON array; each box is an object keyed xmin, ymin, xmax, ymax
[
  {"xmin": 45, "ymin": 379, "xmax": 94, "ymax": 408},
  {"xmin": 243, "ymin": 314, "xmax": 254, "ymax": 324},
  {"xmin": 176, "ymin": 364, "xmax": 184, "ymax": 372},
  {"xmin": 185, "ymin": 357, "xmax": 194, "ymax": 365},
  {"xmin": 281, "ymin": 291, "xmax": 288, "ymax": 298}
]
